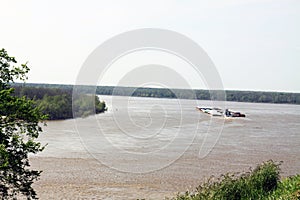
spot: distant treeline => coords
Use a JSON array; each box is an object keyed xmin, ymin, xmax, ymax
[
  {"xmin": 12, "ymin": 83, "xmax": 300, "ymax": 105},
  {"xmin": 12, "ymin": 85, "xmax": 107, "ymax": 120},
  {"xmin": 97, "ymin": 87, "xmax": 300, "ymax": 104}
]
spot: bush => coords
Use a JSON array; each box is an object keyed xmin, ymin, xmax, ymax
[
  {"xmin": 173, "ymin": 160, "xmax": 299, "ymax": 200},
  {"xmin": 268, "ymin": 174, "xmax": 300, "ymax": 199}
]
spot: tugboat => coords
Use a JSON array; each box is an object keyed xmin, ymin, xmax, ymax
[{"xmin": 224, "ymin": 109, "xmax": 246, "ymax": 117}]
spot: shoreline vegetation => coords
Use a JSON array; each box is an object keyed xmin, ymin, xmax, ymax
[
  {"xmin": 171, "ymin": 160, "xmax": 299, "ymax": 200},
  {"xmin": 12, "ymin": 86, "xmax": 107, "ymax": 120},
  {"xmin": 12, "ymin": 83, "xmax": 300, "ymax": 105}
]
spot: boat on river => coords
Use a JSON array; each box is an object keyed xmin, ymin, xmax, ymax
[{"xmin": 196, "ymin": 106, "xmax": 246, "ymax": 118}]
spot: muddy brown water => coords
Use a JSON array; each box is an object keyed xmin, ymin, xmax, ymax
[{"xmin": 31, "ymin": 95, "xmax": 300, "ymax": 199}]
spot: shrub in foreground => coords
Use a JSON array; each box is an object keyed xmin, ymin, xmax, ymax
[{"xmin": 173, "ymin": 160, "xmax": 299, "ymax": 200}]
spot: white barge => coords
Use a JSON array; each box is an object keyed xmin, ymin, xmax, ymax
[{"xmin": 196, "ymin": 106, "xmax": 246, "ymax": 117}]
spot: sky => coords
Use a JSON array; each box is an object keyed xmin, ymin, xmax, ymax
[{"xmin": 1, "ymin": 0, "xmax": 300, "ymax": 92}]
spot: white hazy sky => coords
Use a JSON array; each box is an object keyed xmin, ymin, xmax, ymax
[{"xmin": 1, "ymin": 0, "xmax": 300, "ymax": 92}]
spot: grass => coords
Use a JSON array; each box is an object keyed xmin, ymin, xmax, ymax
[{"xmin": 172, "ymin": 160, "xmax": 300, "ymax": 200}]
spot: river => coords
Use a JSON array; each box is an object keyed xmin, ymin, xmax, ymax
[{"xmin": 33, "ymin": 95, "xmax": 300, "ymax": 199}]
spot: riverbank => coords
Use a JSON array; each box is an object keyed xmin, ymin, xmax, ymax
[{"xmin": 12, "ymin": 83, "xmax": 300, "ymax": 105}]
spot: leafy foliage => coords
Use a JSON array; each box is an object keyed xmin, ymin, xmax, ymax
[
  {"xmin": 0, "ymin": 48, "xmax": 46, "ymax": 199},
  {"xmin": 73, "ymin": 94, "xmax": 107, "ymax": 118},
  {"xmin": 37, "ymin": 94, "xmax": 72, "ymax": 120},
  {"xmin": 173, "ymin": 160, "xmax": 300, "ymax": 200},
  {"xmin": 13, "ymin": 86, "xmax": 107, "ymax": 120},
  {"xmin": 268, "ymin": 174, "xmax": 300, "ymax": 199}
]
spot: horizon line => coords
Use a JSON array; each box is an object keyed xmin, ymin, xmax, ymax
[{"xmin": 13, "ymin": 82, "xmax": 300, "ymax": 94}]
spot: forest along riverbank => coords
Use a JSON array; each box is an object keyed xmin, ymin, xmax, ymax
[{"xmin": 31, "ymin": 96, "xmax": 300, "ymax": 199}]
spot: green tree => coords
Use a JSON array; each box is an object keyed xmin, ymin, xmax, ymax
[{"xmin": 0, "ymin": 48, "xmax": 46, "ymax": 199}]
